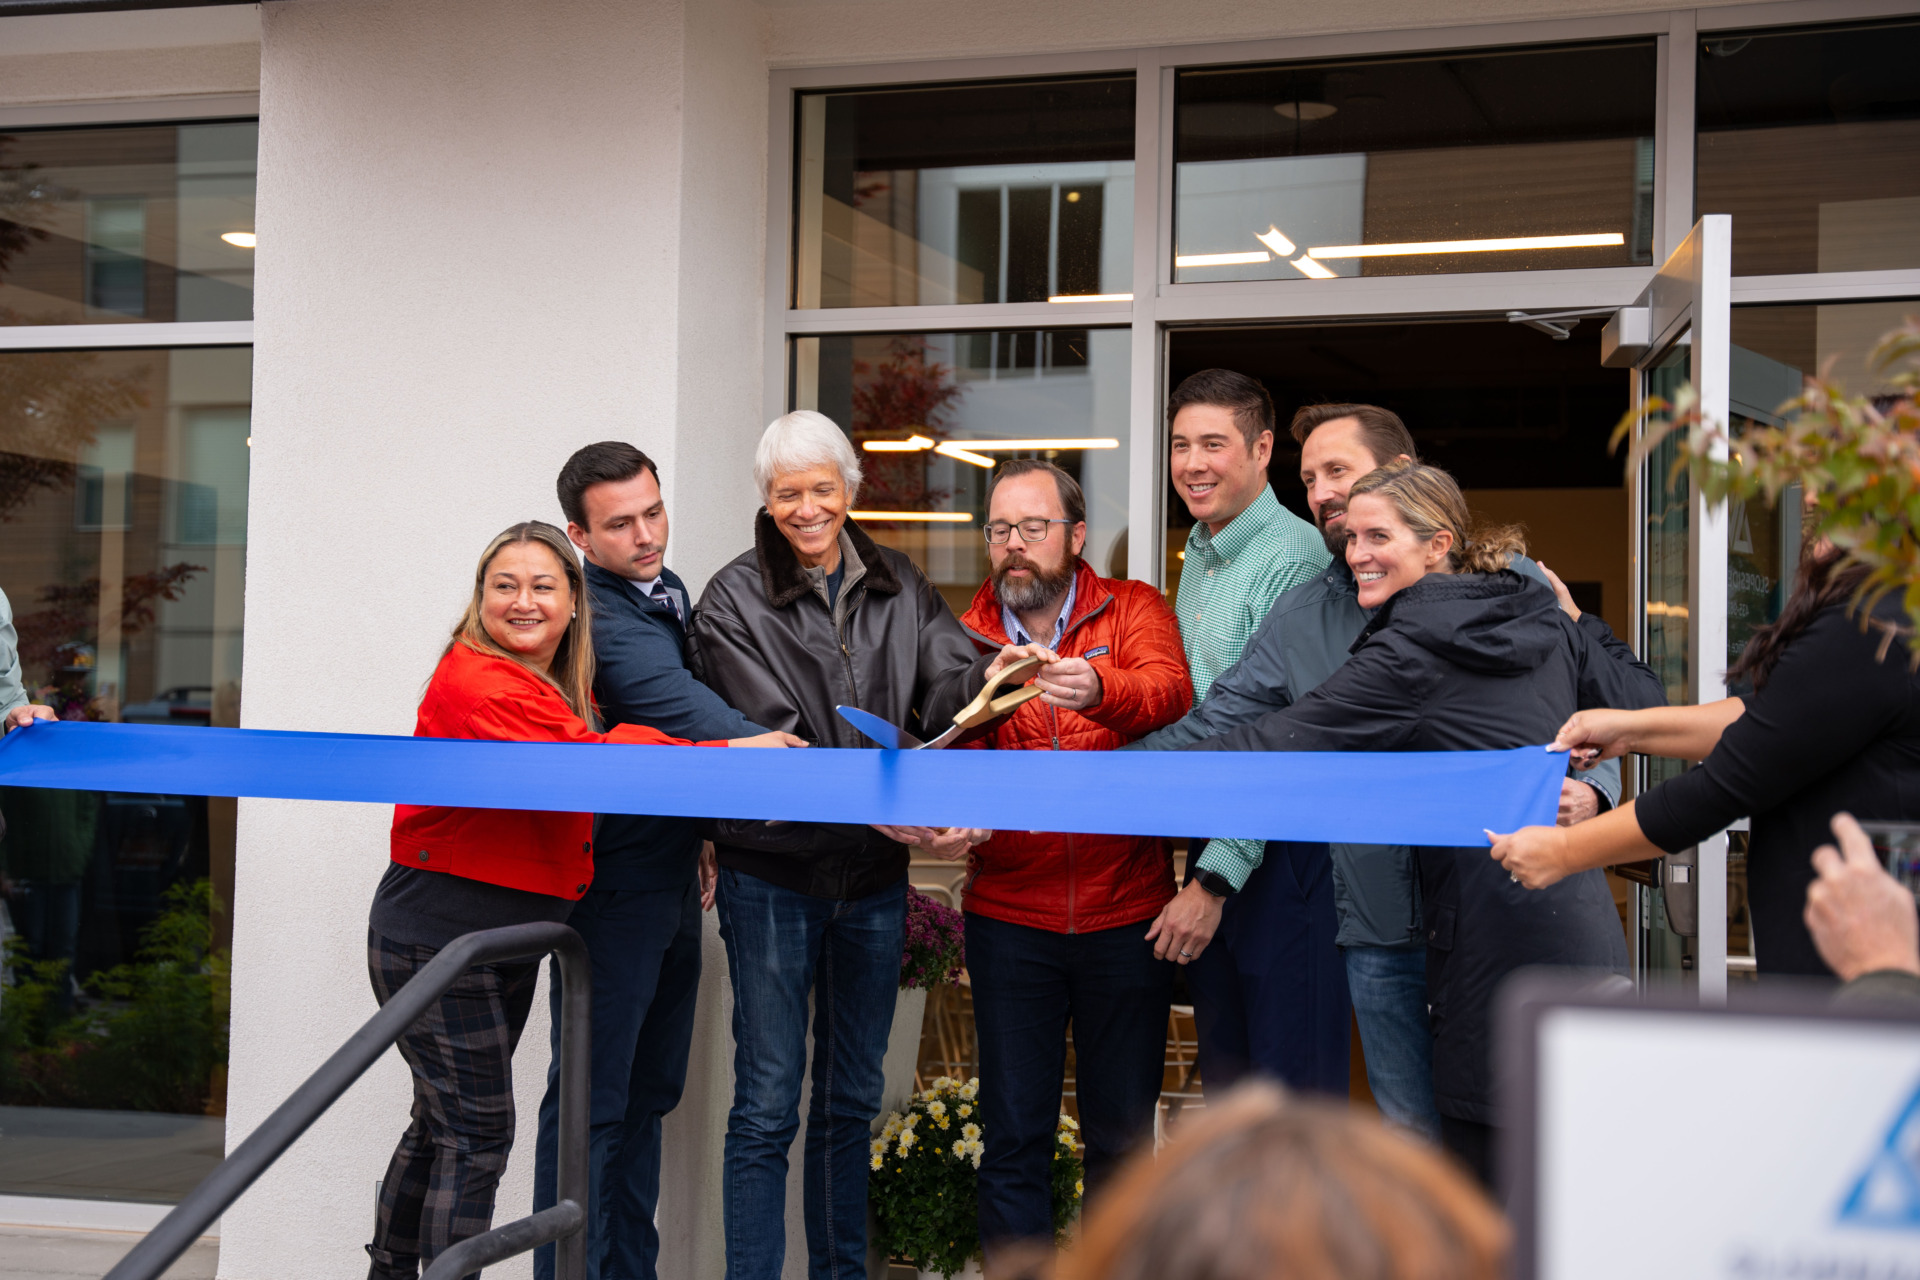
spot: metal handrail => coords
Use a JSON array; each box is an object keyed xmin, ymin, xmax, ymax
[{"xmin": 103, "ymin": 922, "xmax": 591, "ymax": 1280}]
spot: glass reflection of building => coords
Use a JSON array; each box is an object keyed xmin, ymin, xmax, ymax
[{"xmin": 0, "ymin": 119, "xmax": 253, "ymax": 1206}]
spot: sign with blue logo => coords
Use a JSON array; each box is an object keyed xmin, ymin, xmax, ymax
[
  {"xmin": 1528, "ymin": 1000, "xmax": 1920, "ymax": 1278},
  {"xmin": 1839, "ymin": 1080, "xmax": 1920, "ymax": 1230}
]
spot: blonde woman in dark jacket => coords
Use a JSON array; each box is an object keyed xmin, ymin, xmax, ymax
[{"xmin": 1182, "ymin": 461, "xmax": 1666, "ymax": 1185}]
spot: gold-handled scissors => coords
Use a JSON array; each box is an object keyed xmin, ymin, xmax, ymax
[{"xmin": 836, "ymin": 654, "xmax": 1046, "ymax": 750}]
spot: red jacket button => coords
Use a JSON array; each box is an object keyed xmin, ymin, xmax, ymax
[
  {"xmin": 576, "ymin": 884, "xmax": 587, "ymax": 893},
  {"xmin": 582, "ymin": 842, "xmax": 591, "ymax": 853},
  {"xmin": 417, "ymin": 850, "xmax": 429, "ymax": 863}
]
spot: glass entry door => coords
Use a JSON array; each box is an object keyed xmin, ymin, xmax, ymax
[{"xmin": 1621, "ymin": 216, "xmax": 1732, "ymax": 1000}]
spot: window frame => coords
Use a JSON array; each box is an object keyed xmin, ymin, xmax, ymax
[
  {"xmin": 764, "ymin": 0, "xmax": 1920, "ymax": 589},
  {"xmin": 0, "ymin": 94, "xmax": 261, "ymax": 353}
]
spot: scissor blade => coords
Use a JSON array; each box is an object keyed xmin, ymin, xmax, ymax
[{"xmin": 835, "ymin": 705, "xmax": 925, "ymax": 751}]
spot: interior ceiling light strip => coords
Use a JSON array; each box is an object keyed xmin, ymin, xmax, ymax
[
  {"xmin": 1254, "ymin": 226, "xmax": 1296, "ymax": 257},
  {"xmin": 1307, "ymin": 233, "xmax": 1625, "ymax": 259},
  {"xmin": 861, "ymin": 437, "xmax": 1120, "ymax": 453},
  {"xmin": 934, "ymin": 442, "xmax": 996, "ymax": 469},
  {"xmin": 849, "ymin": 511, "xmax": 974, "ymax": 522},
  {"xmin": 1174, "ymin": 251, "xmax": 1271, "ymax": 268},
  {"xmin": 1289, "ymin": 254, "xmax": 1337, "ymax": 279},
  {"xmin": 1046, "ymin": 292, "xmax": 1133, "ymax": 303}
]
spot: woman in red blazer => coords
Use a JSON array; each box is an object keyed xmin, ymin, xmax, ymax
[{"xmin": 366, "ymin": 521, "xmax": 794, "ymax": 1280}]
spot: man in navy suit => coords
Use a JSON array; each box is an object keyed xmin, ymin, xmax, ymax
[{"xmin": 533, "ymin": 442, "xmax": 766, "ymax": 1280}]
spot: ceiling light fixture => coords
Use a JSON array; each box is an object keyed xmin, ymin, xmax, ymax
[
  {"xmin": 1047, "ymin": 292, "xmax": 1133, "ymax": 303},
  {"xmin": 1306, "ymin": 232, "xmax": 1626, "ymax": 259},
  {"xmin": 849, "ymin": 510, "xmax": 974, "ymax": 522},
  {"xmin": 863, "ymin": 434, "xmax": 936, "ymax": 452},
  {"xmin": 1290, "ymin": 254, "xmax": 1337, "ymax": 279},
  {"xmin": 950, "ymin": 438, "xmax": 1120, "ymax": 451},
  {"xmin": 1273, "ymin": 101, "xmax": 1337, "ymax": 121},
  {"xmin": 221, "ymin": 231, "xmax": 256, "ymax": 248},
  {"xmin": 934, "ymin": 441, "xmax": 996, "ymax": 469},
  {"xmin": 1255, "ymin": 226, "xmax": 1296, "ymax": 257},
  {"xmin": 1175, "ymin": 251, "xmax": 1271, "ymax": 268}
]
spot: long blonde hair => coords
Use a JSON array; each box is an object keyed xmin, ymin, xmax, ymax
[
  {"xmin": 1347, "ymin": 461, "xmax": 1527, "ymax": 575},
  {"xmin": 448, "ymin": 521, "xmax": 595, "ymax": 722}
]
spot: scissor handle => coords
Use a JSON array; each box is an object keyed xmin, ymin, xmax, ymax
[{"xmin": 951, "ymin": 654, "xmax": 1045, "ymax": 730}]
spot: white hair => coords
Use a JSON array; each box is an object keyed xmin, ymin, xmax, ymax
[{"xmin": 755, "ymin": 410, "xmax": 863, "ymax": 503}]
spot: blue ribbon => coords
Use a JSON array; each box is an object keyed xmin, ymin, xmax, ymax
[{"xmin": 0, "ymin": 722, "xmax": 1563, "ymax": 844}]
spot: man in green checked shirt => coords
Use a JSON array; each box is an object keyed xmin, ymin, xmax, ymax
[{"xmin": 1137, "ymin": 369, "xmax": 1347, "ymax": 1097}]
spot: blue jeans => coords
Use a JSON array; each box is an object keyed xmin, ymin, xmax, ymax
[
  {"xmin": 532, "ymin": 883, "xmax": 703, "ymax": 1280},
  {"xmin": 1343, "ymin": 943, "xmax": 1440, "ymax": 1141},
  {"xmin": 715, "ymin": 869, "xmax": 904, "ymax": 1280},
  {"xmin": 966, "ymin": 912, "xmax": 1171, "ymax": 1252}
]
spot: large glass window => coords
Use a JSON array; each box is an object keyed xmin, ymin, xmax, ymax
[
  {"xmin": 793, "ymin": 78, "xmax": 1135, "ymax": 308},
  {"xmin": 1721, "ymin": 299, "xmax": 1919, "ymax": 666},
  {"xmin": 0, "ymin": 347, "xmax": 248, "ymax": 1204},
  {"xmin": 1697, "ymin": 20, "xmax": 1920, "ymax": 279},
  {"xmin": 790, "ymin": 329, "xmax": 1129, "ymax": 612},
  {"xmin": 1172, "ymin": 41, "xmax": 1657, "ymax": 283},
  {"xmin": 0, "ymin": 121, "xmax": 257, "ymax": 326}
]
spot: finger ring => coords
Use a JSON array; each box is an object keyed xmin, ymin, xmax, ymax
[{"xmin": 1179, "ymin": 949, "xmax": 1194, "ymax": 958}]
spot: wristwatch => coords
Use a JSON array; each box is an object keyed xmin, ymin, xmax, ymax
[{"xmin": 1192, "ymin": 868, "xmax": 1237, "ymax": 899}]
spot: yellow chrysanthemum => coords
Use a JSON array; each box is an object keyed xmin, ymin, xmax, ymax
[
  {"xmin": 952, "ymin": 1140, "xmax": 967, "ymax": 1159},
  {"xmin": 960, "ymin": 1079, "xmax": 979, "ymax": 1100},
  {"xmin": 1075, "ymin": 1179, "xmax": 1084, "ymax": 1196},
  {"xmin": 871, "ymin": 1154, "xmax": 883, "ymax": 1170},
  {"xmin": 957, "ymin": 1103, "xmax": 972, "ymax": 1118},
  {"xmin": 961, "ymin": 1122, "xmax": 981, "ymax": 1142},
  {"xmin": 927, "ymin": 1099, "xmax": 946, "ymax": 1118}
]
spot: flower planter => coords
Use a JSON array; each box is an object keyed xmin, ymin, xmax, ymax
[{"xmin": 917, "ymin": 1261, "xmax": 983, "ymax": 1280}]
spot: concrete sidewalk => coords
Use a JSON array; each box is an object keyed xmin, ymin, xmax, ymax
[{"xmin": 0, "ymin": 1224, "xmax": 216, "ymax": 1280}]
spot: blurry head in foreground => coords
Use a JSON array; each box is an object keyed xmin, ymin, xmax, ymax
[{"xmin": 1056, "ymin": 1084, "xmax": 1508, "ymax": 1280}]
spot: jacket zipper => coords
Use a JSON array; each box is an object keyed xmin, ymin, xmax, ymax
[
  {"xmin": 1050, "ymin": 702, "xmax": 1076, "ymax": 933},
  {"xmin": 834, "ymin": 588, "xmax": 859, "ymax": 899}
]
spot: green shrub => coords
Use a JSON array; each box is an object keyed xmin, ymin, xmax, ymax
[{"xmin": 0, "ymin": 878, "xmax": 229, "ymax": 1113}]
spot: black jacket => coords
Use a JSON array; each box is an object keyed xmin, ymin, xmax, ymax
[
  {"xmin": 1639, "ymin": 594, "xmax": 1920, "ymax": 976},
  {"xmin": 583, "ymin": 560, "xmax": 765, "ymax": 891},
  {"xmin": 689, "ymin": 511, "xmax": 990, "ymax": 900},
  {"xmin": 1185, "ymin": 570, "xmax": 1668, "ymax": 1123}
]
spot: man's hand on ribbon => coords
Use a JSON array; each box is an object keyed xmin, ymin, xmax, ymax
[
  {"xmin": 3, "ymin": 705, "xmax": 56, "ymax": 734},
  {"xmin": 1145, "ymin": 880, "xmax": 1223, "ymax": 965},
  {"xmin": 1557, "ymin": 779, "xmax": 1600, "ymax": 827},
  {"xmin": 870, "ymin": 825, "xmax": 990, "ymax": 861},
  {"xmin": 730, "ymin": 731, "xmax": 808, "ymax": 748}
]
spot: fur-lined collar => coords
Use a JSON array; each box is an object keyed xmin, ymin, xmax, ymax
[{"xmin": 753, "ymin": 509, "xmax": 901, "ymax": 608}]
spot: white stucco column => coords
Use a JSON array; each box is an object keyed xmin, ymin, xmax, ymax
[{"xmin": 224, "ymin": 1, "xmax": 766, "ymax": 1275}]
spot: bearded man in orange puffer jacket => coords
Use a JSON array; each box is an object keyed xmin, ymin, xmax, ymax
[{"xmin": 944, "ymin": 459, "xmax": 1192, "ymax": 1259}]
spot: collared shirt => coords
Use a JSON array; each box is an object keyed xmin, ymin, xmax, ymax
[
  {"xmin": 1000, "ymin": 574, "xmax": 1078, "ymax": 649},
  {"xmin": 628, "ymin": 573, "xmax": 686, "ymax": 623},
  {"xmin": 1173, "ymin": 485, "xmax": 1330, "ymax": 704}
]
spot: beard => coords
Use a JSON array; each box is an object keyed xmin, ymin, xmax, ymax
[
  {"xmin": 1315, "ymin": 500, "xmax": 1348, "ymax": 556},
  {"xmin": 994, "ymin": 551, "xmax": 1077, "ymax": 614}
]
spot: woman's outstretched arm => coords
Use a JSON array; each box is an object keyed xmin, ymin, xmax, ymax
[{"xmin": 1552, "ymin": 700, "xmax": 1747, "ymax": 769}]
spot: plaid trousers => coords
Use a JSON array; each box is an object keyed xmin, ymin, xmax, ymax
[{"xmin": 366, "ymin": 928, "xmax": 540, "ymax": 1280}]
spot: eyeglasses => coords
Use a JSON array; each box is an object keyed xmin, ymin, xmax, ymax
[{"xmin": 984, "ymin": 518, "xmax": 1073, "ymax": 545}]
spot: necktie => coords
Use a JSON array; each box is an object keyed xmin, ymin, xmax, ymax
[{"xmin": 649, "ymin": 579, "xmax": 681, "ymax": 623}]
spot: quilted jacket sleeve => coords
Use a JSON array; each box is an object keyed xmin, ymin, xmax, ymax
[{"xmin": 1082, "ymin": 581, "xmax": 1193, "ymax": 739}]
